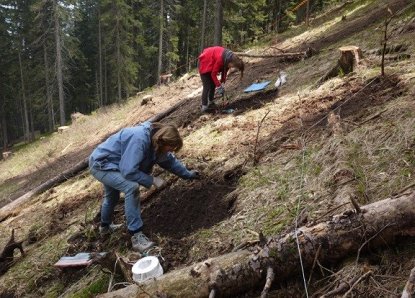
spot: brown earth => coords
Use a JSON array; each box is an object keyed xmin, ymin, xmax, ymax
[
  {"xmin": 2, "ymin": 0, "xmax": 410, "ymax": 211},
  {"xmin": 38, "ymin": 73, "xmax": 404, "ymax": 285},
  {"xmin": 1, "ymin": 0, "xmax": 414, "ymax": 295}
]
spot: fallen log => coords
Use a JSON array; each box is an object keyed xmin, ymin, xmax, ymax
[
  {"xmin": 0, "ymin": 159, "xmax": 88, "ymax": 222},
  {"xmin": 0, "ymin": 96, "xmax": 193, "ymax": 222},
  {"xmin": 366, "ymin": 44, "xmax": 408, "ymax": 55},
  {"xmin": 234, "ymin": 47, "xmax": 314, "ymax": 60},
  {"xmin": 235, "ymin": 52, "xmax": 305, "ymax": 59},
  {"xmin": 99, "ymin": 192, "xmax": 415, "ymax": 297},
  {"xmin": 401, "ymin": 267, "xmax": 415, "ymax": 298}
]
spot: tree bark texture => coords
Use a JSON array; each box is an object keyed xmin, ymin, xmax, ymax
[
  {"xmin": 316, "ymin": 46, "xmax": 362, "ymax": 86},
  {"xmin": 18, "ymin": 50, "xmax": 30, "ymax": 142},
  {"xmin": 116, "ymin": 8, "xmax": 122, "ymax": 103},
  {"xmin": 214, "ymin": 0, "xmax": 223, "ymax": 46},
  {"xmin": 54, "ymin": 0, "xmax": 65, "ymax": 126},
  {"xmin": 234, "ymin": 50, "xmax": 311, "ymax": 60},
  {"xmin": 99, "ymin": 192, "xmax": 415, "ymax": 297},
  {"xmin": 0, "ymin": 98, "xmax": 7, "ymax": 150},
  {"xmin": 98, "ymin": 6, "xmax": 103, "ymax": 107},
  {"xmin": 43, "ymin": 43, "xmax": 55, "ymax": 132},
  {"xmin": 401, "ymin": 267, "xmax": 415, "ymax": 298},
  {"xmin": 200, "ymin": 0, "xmax": 207, "ymax": 52},
  {"xmin": 157, "ymin": 0, "xmax": 164, "ymax": 85}
]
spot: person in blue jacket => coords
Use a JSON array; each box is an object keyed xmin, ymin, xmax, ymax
[{"xmin": 89, "ymin": 121, "xmax": 199, "ymax": 252}]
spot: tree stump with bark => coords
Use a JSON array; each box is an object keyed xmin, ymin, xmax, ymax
[
  {"xmin": 338, "ymin": 46, "xmax": 363, "ymax": 72},
  {"xmin": 317, "ymin": 46, "xmax": 363, "ymax": 85},
  {"xmin": 2, "ymin": 151, "xmax": 12, "ymax": 160}
]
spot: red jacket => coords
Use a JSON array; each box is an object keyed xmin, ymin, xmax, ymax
[{"xmin": 198, "ymin": 46, "xmax": 228, "ymax": 87}]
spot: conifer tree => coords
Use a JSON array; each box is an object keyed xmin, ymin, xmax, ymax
[{"xmin": 101, "ymin": 0, "xmax": 138, "ymax": 102}]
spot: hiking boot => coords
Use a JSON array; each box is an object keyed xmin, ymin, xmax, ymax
[
  {"xmin": 201, "ymin": 103, "xmax": 217, "ymax": 113},
  {"xmin": 99, "ymin": 223, "xmax": 122, "ymax": 236},
  {"xmin": 131, "ymin": 231, "xmax": 155, "ymax": 252},
  {"xmin": 208, "ymin": 100, "xmax": 216, "ymax": 107}
]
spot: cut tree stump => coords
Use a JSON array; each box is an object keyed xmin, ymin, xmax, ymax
[
  {"xmin": 338, "ymin": 46, "xmax": 362, "ymax": 73},
  {"xmin": 316, "ymin": 46, "xmax": 363, "ymax": 86},
  {"xmin": 2, "ymin": 151, "xmax": 12, "ymax": 160},
  {"xmin": 57, "ymin": 126, "xmax": 70, "ymax": 133},
  {"xmin": 98, "ymin": 191, "xmax": 415, "ymax": 298}
]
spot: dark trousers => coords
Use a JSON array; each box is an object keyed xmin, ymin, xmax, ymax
[{"xmin": 200, "ymin": 73, "xmax": 216, "ymax": 106}]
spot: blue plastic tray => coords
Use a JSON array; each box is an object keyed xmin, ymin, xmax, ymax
[{"xmin": 243, "ymin": 81, "xmax": 271, "ymax": 93}]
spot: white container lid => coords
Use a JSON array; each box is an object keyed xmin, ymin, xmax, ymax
[{"xmin": 132, "ymin": 256, "xmax": 163, "ymax": 283}]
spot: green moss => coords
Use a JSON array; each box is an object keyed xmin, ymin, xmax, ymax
[
  {"xmin": 195, "ymin": 228, "xmax": 214, "ymax": 239},
  {"xmin": 262, "ymin": 205, "xmax": 291, "ymax": 236},
  {"xmin": 44, "ymin": 282, "xmax": 65, "ymax": 298},
  {"xmin": 0, "ymin": 183, "xmax": 20, "ymax": 204},
  {"xmin": 68, "ymin": 275, "xmax": 109, "ymax": 298}
]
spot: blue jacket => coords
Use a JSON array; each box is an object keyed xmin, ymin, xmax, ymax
[{"xmin": 89, "ymin": 121, "xmax": 194, "ymax": 188}]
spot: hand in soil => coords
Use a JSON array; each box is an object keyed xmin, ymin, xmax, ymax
[
  {"xmin": 189, "ymin": 170, "xmax": 201, "ymax": 180},
  {"xmin": 153, "ymin": 177, "xmax": 166, "ymax": 188}
]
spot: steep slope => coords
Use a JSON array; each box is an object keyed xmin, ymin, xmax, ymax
[{"xmin": 1, "ymin": 0, "xmax": 415, "ymax": 296}]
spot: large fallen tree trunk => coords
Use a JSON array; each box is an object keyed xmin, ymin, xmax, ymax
[
  {"xmin": 402, "ymin": 267, "xmax": 415, "ymax": 298},
  {"xmin": 0, "ymin": 97, "xmax": 193, "ymax": 222},
  {"xmin": 234, "ymin": 47, "xmax": 314, "ymax": 60},
  {"xmin": 99, "ymin": 192, "xmax": 415, "ymax": 297}
]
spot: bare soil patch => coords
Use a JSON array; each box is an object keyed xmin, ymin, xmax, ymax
[{"xmin": 63, "ymin": 164, "xmax": 243, "ymax": 273}]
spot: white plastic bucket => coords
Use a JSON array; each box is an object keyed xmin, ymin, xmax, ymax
[{"xmin": 132, "ymin": 256, "xmax": 163, "ymax": 283}]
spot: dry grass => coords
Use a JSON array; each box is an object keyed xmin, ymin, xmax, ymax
[
  {"xmin": 1, "ymin": 0, "xmax": 415, "ymax": 296},
  {"xmin": 0, "ymin": 76, "xmax": 201, "ymax": 185}
]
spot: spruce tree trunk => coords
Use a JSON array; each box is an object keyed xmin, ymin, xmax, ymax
[
  {"xmin": 214, "ymin": 0, "xmax": 223, "ymax": 46},
  {"xmin": 200, "ymin": 0, "xmax": 207, "ymax": 52},
  {"xmin": 95, "ymin": 69, "xmax": 99, "ymax": 109},
  {"xmin": 28, "ymin": 99, "xmax": 34, "ymax": 141},
  {"xmin": 116, "ymin": 13, "xmax": 122, "ymax": 102},
  {"xmin": 18, "ymin": 50, "xmax": 30, "ymax": 142},
  {"xmin": 44, "ymin": 43, "xmax": 55, "ymax": 132},
  {"xmin": 0, "ymin": 99, "xmax": 7, "ymax": 150},
  {"xmin": 98, "ymin": 6, "xmax": 103, "ymax": 107},
  {"xmin": 99, "ymin": 192, "xmax": 415, "ymax": 297},
  {"xmin": 157, "ymin": 0, "xmax": 164, "ymax": 85},
  {"xmin": 54, "ymin": 0, "xmax": 65, "ymax": 126},
  {"xmin": 104, "ymin": 51, "xmax": 108, "ymax": 105}
]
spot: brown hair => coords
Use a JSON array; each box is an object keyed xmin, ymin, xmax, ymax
[
  {"xmin": 230, "ymin": 55, "xmax": 244, "ymax": 79},
  {"xmin": 151, "ymin": 122, "xmax": 183, "ymax": 153}
]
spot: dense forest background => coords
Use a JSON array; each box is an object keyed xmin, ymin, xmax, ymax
[{"xmin": 0, "ymin": 0, "xmax": 330, "ymax": 150}]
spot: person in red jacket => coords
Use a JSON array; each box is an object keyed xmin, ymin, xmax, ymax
[{"xmin": 198, "ymin": 46, "xmax": 244, "ymax": 112}]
